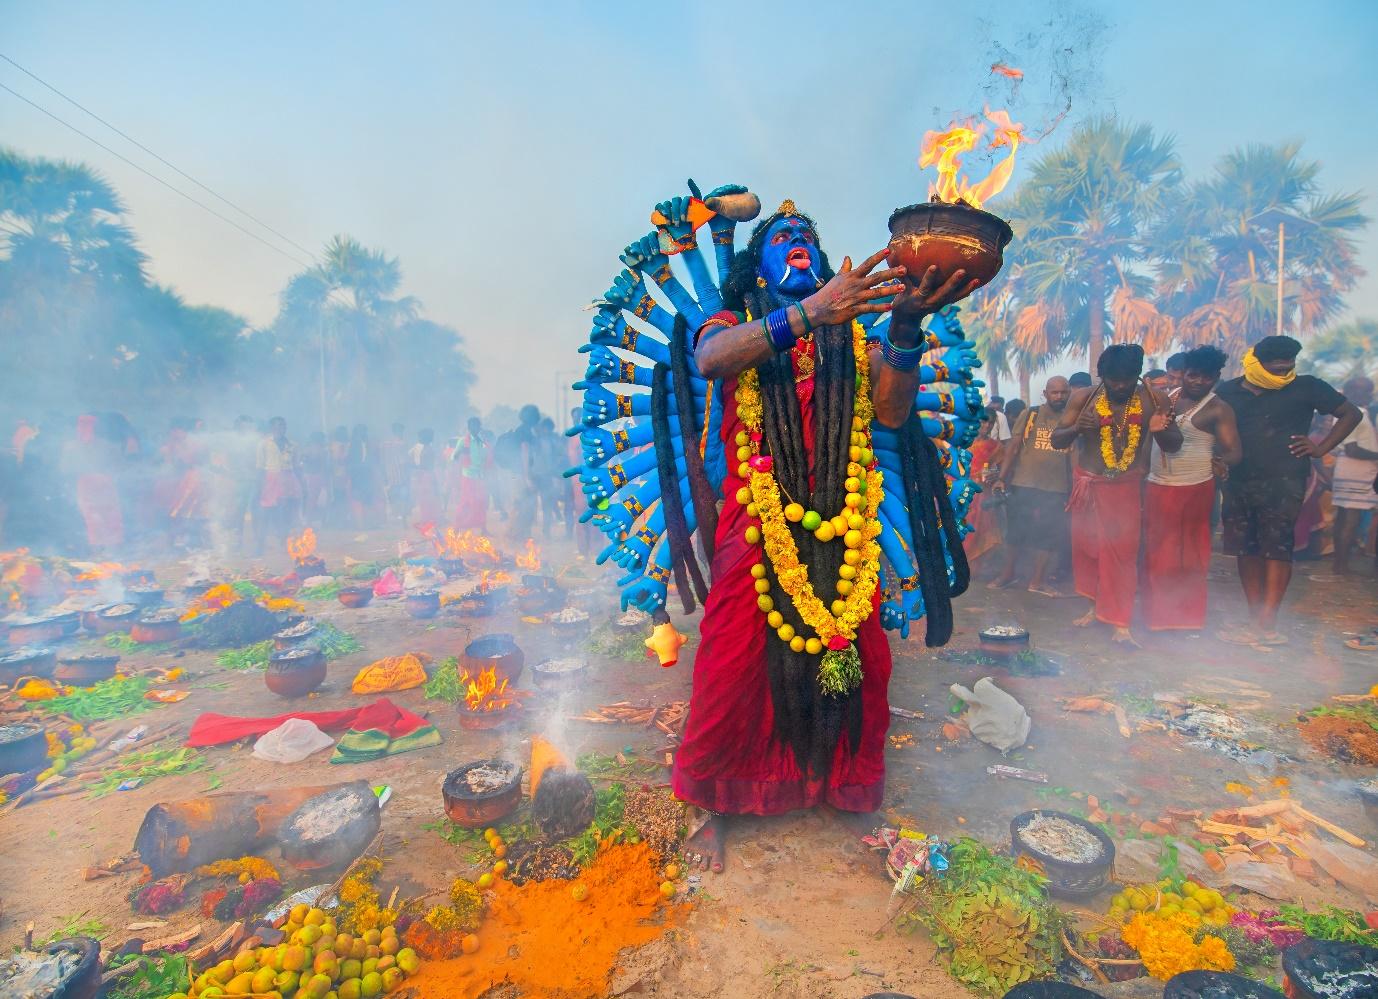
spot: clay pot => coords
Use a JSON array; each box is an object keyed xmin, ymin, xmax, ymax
[
  {"xmin": 126, "ymin": 586, "xmax": 164, "ymax": 610},
  {"xmin": 405, "ymin": 590, "xmax": 440, "ymax": 620},
  {"xmin": 0, "ymin": 721, "xmax": 49, "ymax": 774},
  {"xmin": 93, "ymin": 605, "xmax": 139, "ymax": 635},
  {"xmin": 273, "ymin": 623, "xmax": 317, "ymax": 652},
  {"xmin": 532, "ymin": 658, "xmax": 586, "ymax": 691},
  {"xmin": 0, "ymin": 646, "xmax": 57, "ymax": 684},
  {"xmin": 337, "ymin": 585, "xmax": 374, "ymax": 609},
  {"xmin": 79, "ymin": 606, "xmax": 111, "ymax": 633},
  {"xmin": 295, "ymin": 556, "xmax": 327, "ymax": 579},
  {"xmin": 457, "ymin": 703, "xmax": 520, "ymax": 731},
  {"xmin": 886, "ymin": 201, "xmax": 1013, "ymax": 290},
  {"xmin": 463, "ymin": 633, "xmax": 524, "ymax": 685},
  {"xmin": 978, "ymin": 627, "xmax": 1030, "ymax": 660},
  {"xmin": 1282, "ymin": 937, "xmax": 1378, "ymax": 999},
  {"xmin": 7, "ymin": 617, "xmax": 64, "ymax": 647},
  {"xmin": 265, "ymin": 648, "xmax": 327, "ymax": 698},
  {"xmin": 55, "ymin": 654, "xmax": 120, "ymax": 686},
  {"xmin": 52, "ymin": 612, "xmax": 80, "ymax": 639},
  {"xmin": 130, "ymin": 615, "xmax": 182, "ymax": 644},
  {"xmin": 122, "ymin": 569, "xmax": 157, "ymax": 587},
  {"xmin": 442, "ymin": 760, "xmax": 522, "ymax": 828}
]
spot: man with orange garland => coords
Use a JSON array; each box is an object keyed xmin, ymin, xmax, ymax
[{"xmin": 1049, "ymin": 344, "xmax": 1181, "ymax": 646}]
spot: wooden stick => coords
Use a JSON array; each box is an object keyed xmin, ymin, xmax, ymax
[{"xmin": 1290, "ymin": 803, "xmax": 1366, "ymax": 848}]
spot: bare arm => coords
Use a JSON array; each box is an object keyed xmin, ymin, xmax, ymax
[
  {"xmin": 1206, "ymin": 398, "xmax": 1243, "ymax": 466},
  {"xmin": 1050, "ymin": 388, "xmax": 1094, "ymax": 451},
  {"xmin": 995, "ymin": 409, "xmax": 1034, "ymax": 489},
  {"xmin": 694, "ymin": 249, "xmax": 903, "ymax": 381},
  {"xmin": 1292, "ymin": 401, "xmax": 1363, "ymax": 459},
  {"xmin": 1147, "ymin": 389, "xmax": 1183, "ymax": 453}
]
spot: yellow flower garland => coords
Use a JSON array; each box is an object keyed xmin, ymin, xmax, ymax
[
  {"xmin": 1096, "ymin": 390, "xmax": 1143, "ymax": 473},
  {"xmin": 734, "ymin": 321, "xmax": 884, "ymax": 653}
]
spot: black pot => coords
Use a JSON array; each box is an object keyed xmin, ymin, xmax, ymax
[
  {"xmin": 265, "ymin": 648, "xmax": 327, "ymax": 697},
  {"xmin": 126, "ymin": 586, "xmax": 165, "ymax": 610},
  {"xmin": 0, "ymin": 722, "xmax": 50, "ymax": 774},
  {"xmin": 405, "ymin": 590, "xmax": 440, "ymax": 619},
  {"xmin": 1164, "ymin": 970, "xmax": 1284, "ymax": 999},
  {"xmin": 55, "ymin": 654, "xmax": 120, "ymax": 686},
  {"xmin": 0, "ymin": 646, "xmax": 57, "ymax": 685},
  {"xmin": 1282, "ymin": 937, "xmax": 1378, "ymax": 999},
  {"xmin": 1002, "ymin": 985, "xmax": 1104, "ymax": 999}
]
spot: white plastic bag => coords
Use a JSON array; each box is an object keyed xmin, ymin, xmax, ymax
[
  {"xmin": 252, "ymin": 718, "xmax": 334, "ymax": 763},
  {"xmin": 950, "ymin": 677, "xmax": 1031, "ymax": 752}
]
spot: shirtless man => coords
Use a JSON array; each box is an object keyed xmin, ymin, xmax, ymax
[{"xmin": 1050, "ymin": 344, "xmax": 1181, "ymax": 646}]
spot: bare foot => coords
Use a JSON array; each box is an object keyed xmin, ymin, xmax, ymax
[
  {"xmin": 1111, "ymin": 627, "xmax": 1141, "ymax": 649},
  {"xmin": 688, "ymin": 814, "xmax": 728, "ymax": 873},
  {"xmin": 1073, "ymin": 609, "xmax": 1096, "ymax": 628},
  {"xmin": 987, "ymin": 576, "xmax": 1017, "ymax": 590}
]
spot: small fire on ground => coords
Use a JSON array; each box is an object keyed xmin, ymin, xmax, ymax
[{"xmin": 287, "ymin": 528, "xmax": 317, "ymax": 563}]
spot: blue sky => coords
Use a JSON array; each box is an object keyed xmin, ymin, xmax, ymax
[{"xmin": 4, "ymin": 0, "xmax": 1375, "ymax": 410}]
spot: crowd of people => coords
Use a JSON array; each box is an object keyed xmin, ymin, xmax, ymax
[
  {"xmin": 964, "ymin": 335, "xmax": 1376, "ymax": 648},
  {"xmin": 0, "ymin": 403, "xmax": 590, "ymax": 558}
]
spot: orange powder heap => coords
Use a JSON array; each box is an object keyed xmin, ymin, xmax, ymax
[{"xmin": 407, "ymin": 841, "xmax": 682, "ymax": 999}]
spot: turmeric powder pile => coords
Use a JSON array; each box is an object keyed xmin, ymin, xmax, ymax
[{"xmin": 407, "ymin": 841, "xmax": 682, "ymax": 999}]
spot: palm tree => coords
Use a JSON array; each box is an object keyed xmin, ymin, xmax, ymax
[
  {"xmin": 1005, "ymin": 117, "xmax": 1182, "ymax": 372},
  {"xmin": 1155, "ymin": 143, "xmax": 1368, "ymax": 357},
  {"xmin": 1298, "ymin": 318, "xmax": 1377, "ymax": 381}
]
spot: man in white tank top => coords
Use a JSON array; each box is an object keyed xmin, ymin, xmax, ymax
[{"xmin": 1143, "ymin": 346, "xmax": 1241, "ymax": 632}]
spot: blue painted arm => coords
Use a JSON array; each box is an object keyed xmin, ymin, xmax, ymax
[
  {"xmin": 587, "ymin": 308, "xmax": 672, "ymax": 367},
  {"xmin": 576, "ymin": 384, "xmax": 705, "ymax": 430},
  {"xmin": 653, "ymin": 194, "xmax": 724, "ymax": 316},
  {"xmin": 574, "ymin": 345, "xmax": 655, "ymax": 390},
  {"xmin": 621, "ymin": 234, "xmax": 708, "ymax": 331},
  {"xmin": 618, "ymin": 545, "xmax": 669, "ymax": 614},
  {"xmin": 577, "ymin": 439, "xmax": 685, "ymax": 505},
  {"xmin": 598, "ymin": 476, "xmax": 695, "ymax": 572},
  {"xmin": 702, "ymin": 183, "xmax": 745, "ymax": 286},
  {"xmin": 927, "ymin": 305, "xmax": 967, "ymax": 348},
  {"xmin": 575, "ymin": 421, "xmax": 658, "ymax": 465},
  {"xmin": 604, "ymin": 269, "xmax": 676, "ymax": 339}
]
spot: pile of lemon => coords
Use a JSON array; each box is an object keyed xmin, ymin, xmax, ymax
[
  {"xmin": 174, "ymin": 905, "xmax": 420, "ymax": 999},
  {"xmin": 1108, "ymin": 880, "xmax": 1236, "ymax": 927}
]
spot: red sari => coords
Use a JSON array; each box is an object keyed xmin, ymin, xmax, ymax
[{"xmin": 672, "ymin": 335, "xmax": 892, "ymax": 816}]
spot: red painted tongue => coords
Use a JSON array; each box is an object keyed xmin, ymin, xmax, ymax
[{"xmin": 787, "ymin": 248, "xmax": 811, "ymax": 269}]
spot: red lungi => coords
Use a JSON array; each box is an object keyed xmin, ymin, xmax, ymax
[
  {"xmin": 1068, "ymin": 467, "xmax": 1144, "ymax": 629},
  {"xmin": 1143, "ymin": 479, "xmax": 1215, "ymax": 631},
  {"xmin": 671, "ymin": 339, "xmax": 891, "ymax": 816},
  {"xmin": 76, "ymin": 473, "xmax": 124, "ymax": 548}
]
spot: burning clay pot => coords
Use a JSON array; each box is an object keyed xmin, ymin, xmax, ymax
[
  {"xmin": 295, "ymin": 556, "xmax": 327, "ymax": 579},
  {"xmin": 130, "ymin": 610, "xmax": 182, "ymax": 644},
  {"xmin": 0, "ymin": 646, "xmax": 57, "ymax": 684},
  {"xmin": 337, "ymin": 585, "xmax": 374, "ymax": 609},
  {"xmin": 273, "ymin": 620, "xmax": 317, "ymax": 652},
  {"xmin": 126, "ymin": 586, "xmax": 165, "ymax": 610},
  {"xmin": 463, "ymin": 633, "xmax": 524, "ymax": 685},
  {"xmin": 265, "ymin": 648, "xmax": 327, "ymax": 698},
  {"xmin": 55, "ymin": 654, "xmax": 120, "ymax": 686},
  {"xmin": 405, "ymin": 590, "xmax": 440, "ymax": 620},
  {"xmin": 887, "ymin": 200, "xmax": 1013, "ymax": 290},
  {"xmin": 0, "ymin": 722, "xmax": 49, "ymax": 774},
  {"xmin": 442, "ymin": 760, "xmax": 523, "ymax": 828},
  {"xmin": 93, "ymin": 603, "xmax": 139, "ymax": 635},
  {"xmin": 457, "ymin": 701, "xmax": 521, "ymax": 731},
  {"xmin": 7, "ymin": 616, "xmax": 65, "ymax": 647}
]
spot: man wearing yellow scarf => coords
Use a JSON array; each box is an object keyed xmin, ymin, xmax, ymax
[{"xmin": 1215, "ymin": 336, "xmax": 1362, "ymax": 647}]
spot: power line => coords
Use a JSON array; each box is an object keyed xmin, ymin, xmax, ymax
[
  {"xmin": 0, "ymin": 52, "xmax": 321, "ymax": 264},
  {"xmin": 0, "ymin": 81, "xmax": 317, "ymax": 272}
]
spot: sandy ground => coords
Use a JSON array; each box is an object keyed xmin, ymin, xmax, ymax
[{"xmin": 2, "ymin": 526, "xmax": 1376, "ymax": 999}]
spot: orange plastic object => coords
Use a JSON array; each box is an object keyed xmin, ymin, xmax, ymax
[{"xmin": 644, "ymin": 622, "xmax": 688, "ymax": 668}]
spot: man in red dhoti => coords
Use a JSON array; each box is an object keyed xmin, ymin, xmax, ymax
[
  {"xmin": 670, "ymin": 202, "xmax": 979, "ymax": 870},
  {"xmin": 1144, "ymin": 346, "xmax": 1241, "ymax": 632},
  {"xmin": 1051, "ymin": 344, "xmax": 1180, "ymax": 646}
]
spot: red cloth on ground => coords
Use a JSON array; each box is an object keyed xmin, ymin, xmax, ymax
[
  {"xmin": 1068, "ymin": 466, "xmax": 1144, "ymax": 629},
  {"xmin": 671, "ymin": 332, "xmax": 890, "ymax": 816},
  {"xmin": 1144, "ymin": 479, "xmax": 1215, "ymax": 631},
  {"xmin": 185, "ymin": 697, "xmax": 431, "ymax": 746}
]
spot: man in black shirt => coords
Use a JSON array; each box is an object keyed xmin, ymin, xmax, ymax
[{"xmin": 1215, "ymin": 335, "xmax": 1361, "ymax": 647}]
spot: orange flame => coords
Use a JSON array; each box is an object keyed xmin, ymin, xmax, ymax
[
  {"xmin": 460, "ymin": 665, "xmax": 516, "ymax": 712},
  {"xmin": 442, "ymin": 528, "xmax": 499, "ymax": 563},
  {"xmin": 919, "ymin": 108, "xmax": 1026, "ymax": 209},
  {"xmin": 287, "ymin": 527, "xmax": 317, "ymax": 563},
  {"xmin": 74, "ymin": 562, "xmax": 126, "ymax": 582},
  {"xmin": 515, "ymin": 539, "xmax": 541, "ymax": 572},
  {"xmin": 479, "ymin": 569, "xmax": 514, "ymax": 594},
  {"xmin": 990, "ymin": 62, "xmax": 1024, "ymax": 80}
]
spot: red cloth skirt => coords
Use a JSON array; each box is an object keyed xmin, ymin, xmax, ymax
[
  {"xmin": 260, "ymin": 469, "xmax": 302, "ymax": 508},
  {"xmin": 1143, "ymin": 479, "xmax": 1215, "ymax": 631},
  {"xmin": 671, "ymin": 361, "xmax": 891, "ymax": 816},
  {"xmin": 1068, "ymin": 467, "xmax": 1144, "ymax": 629},
  {"xmin": 76, "ymin": 473, "xmax": 124, "ymax": 548}
]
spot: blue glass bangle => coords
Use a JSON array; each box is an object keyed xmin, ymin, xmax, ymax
[
  {"xmin": 765, "ymin": 308, "xmax": 796, "ymax": 352},
  {"xmin": 881, "ymin": 329, "xmax": 924, "ymax": 371}
]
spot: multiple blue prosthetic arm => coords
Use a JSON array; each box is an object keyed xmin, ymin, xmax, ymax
[{"xmin": 566, "ymin": 184, "xmax": 986, "ymax": 631}]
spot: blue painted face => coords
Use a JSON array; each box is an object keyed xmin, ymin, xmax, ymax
[{"xmin": 757, "ymin": 216, "xmax": 822, "ymax": 301}]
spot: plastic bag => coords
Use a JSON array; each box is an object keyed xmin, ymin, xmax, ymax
[
  {"xmin": 252, "ymin": 718, "xmax": 334, "ymax": 763},
  {"xmin": 373, "ymin": 569, "xmax": 403, "ymax": 598},
  {"xmin": 950, "ymin": 677, "xmax": 1030, "ymax": 752}
]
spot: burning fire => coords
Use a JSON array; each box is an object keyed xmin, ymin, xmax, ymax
[
  {"xmin": 920, "ymin": 108, "xmax": 1026, "ymax": 210},
  {"xmin": 461, "ymin": 665, "xmax": 517, "ymax": 712},
  {"xmin": 515, "ymin": 539, "xmax": 541, "ymax": 572},
  {"xmin": 479, "ymin": 569, "xmax": 514, "ymax": 594},
  {"xmin": 990, "ymin": 62, "xmax": 1024, "ymax": 80},
  {"xmin": 443, "ymin": 528, "xmax": 499, "ymax": 564},
  {"xmin": 287, "ymin": 528, "xmax": 317, "ymax": 563},
  {"xmin": 1, "ymin": 549, "xmax": 43, "ymax": 609},
  {"xmin": 74, "ymin": 562, "xmax": 126, "ymax": 582}
]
